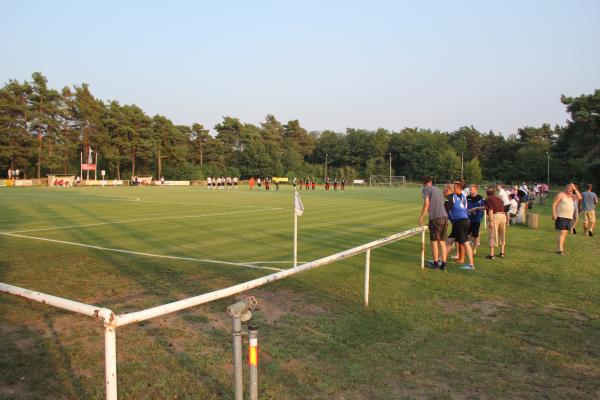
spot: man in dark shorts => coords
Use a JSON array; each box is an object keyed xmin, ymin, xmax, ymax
[
  {"xmin": 445, "ymin": 181, "xmax": 475, "ymax": 270},
  {"xmin": 418, "ymin": 176, "xmax": 448, "ymax": 271},
  {"xmin": 467, "ymin": 184, "xmax": 485, "ymax": 254},
  {"xmin": 341, "ymin": 178, "xmax": 345, "ymax": 191}
]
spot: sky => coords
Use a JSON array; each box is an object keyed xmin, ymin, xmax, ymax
[{"xmin": 1, "ymin": 0, "xmax": 599, "ymax": 136}]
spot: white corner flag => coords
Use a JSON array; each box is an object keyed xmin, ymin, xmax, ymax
[
  {"xmin": 293, "ymin": 191, "xmax": 304, "ymax": 267},
  {"xmin": 294, "ymin": 191, "xmax": 304, "ymax": 216}
]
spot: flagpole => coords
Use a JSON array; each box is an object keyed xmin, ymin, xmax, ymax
[
  {"xmin": 293, "ymin": 188, "xmax": 298, "ymax": 267},
  {"xmin": 80, "ymin": 152, "xmax": 82, "ymax": 181}
]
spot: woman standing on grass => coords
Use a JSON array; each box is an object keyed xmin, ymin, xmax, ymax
[{"xmin": 552, "ymin": 184, "xmax": 582, "ymax": 255}]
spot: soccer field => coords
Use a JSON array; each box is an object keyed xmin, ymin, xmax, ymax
[{"xmin": 1, "ymin": 185, "xmax": 599, "ymax": 399}]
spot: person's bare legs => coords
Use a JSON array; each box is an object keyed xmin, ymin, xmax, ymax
[
  {"xmin": 431, "ymin": 240, "xmax": 439, "ymax": 263},
  {"xmin": 439, "ymin": 241, "xmax": 447, "ymax": 263},
  {"xmin": 445, "ymin": 239, "xmax": 455, "ymax": 260},
  {"xmin": 463, "ymin": 241, "xmax": 474, "ymax": 267},
  {"xmin": 557, "ymin": 230, "xmax": 568, "ymax": 252}
]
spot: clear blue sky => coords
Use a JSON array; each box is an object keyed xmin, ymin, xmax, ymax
[{"xmin": 1, "ymin": 0, "xmax": 599, "ymax": 135}]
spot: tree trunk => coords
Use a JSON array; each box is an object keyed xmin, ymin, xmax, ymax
[
  {"xmin": 117, "ymin": 164, "xmax": 121, "ymax": 180},
  {"xmin": 63, "ymin": 146, "xmax": 68, "ymax": 174},
  {"xmin": 200, "ymin": 146, "xmax": 203, "ymax": 168},
  {"xmin": 131, "ymin": 149, "xmax": 136, "ymax": 178},
  {"xmin": 37, "ymin": 129, "xmax": 42, "ymax": 178},
  {"xmin": 157, "ymin": 148, "xmax": 162, "ymax": 179}
]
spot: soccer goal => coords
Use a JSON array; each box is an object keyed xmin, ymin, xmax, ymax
[{"xmin": 369, "ymin": 175, "xmax": 406, "ymax": 188}]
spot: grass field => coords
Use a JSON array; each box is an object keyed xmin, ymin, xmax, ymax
[{"xmin": 1, "ymin": 185, "xmax": 599, "ymax": 399}]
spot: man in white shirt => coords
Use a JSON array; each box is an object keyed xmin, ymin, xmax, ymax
[{"xmin": 496, "ymin": 184, "xmax": 511, "ymax": 222}]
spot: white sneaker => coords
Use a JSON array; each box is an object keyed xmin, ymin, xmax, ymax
[{"xmin": 459, "ymin": 264, "xmax": 475, "ymax": 270}]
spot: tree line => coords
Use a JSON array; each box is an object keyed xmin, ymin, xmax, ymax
[{"xmin": 1, "ymin": 72, "xmax": 598, "ymax": 186}]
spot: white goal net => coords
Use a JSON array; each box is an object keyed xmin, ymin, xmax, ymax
[{"xmin": 369, "ymin": 175, "xmax": 406, "ymax": 188}]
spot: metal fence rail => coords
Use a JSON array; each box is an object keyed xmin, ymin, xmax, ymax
[{"xmin": 0, "ymin": 225, "xmax": 427, "ymax": 399}]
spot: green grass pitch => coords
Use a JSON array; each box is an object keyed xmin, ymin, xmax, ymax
[{"xmin": 1, "ymin": 185, "xmax": 599, "ymax": 399}]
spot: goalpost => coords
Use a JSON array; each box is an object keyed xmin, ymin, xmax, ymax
[{"xmin": 369, "ymin": 175, "xmax": 406, "ymax": 188}]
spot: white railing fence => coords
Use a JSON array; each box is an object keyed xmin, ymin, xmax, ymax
[{"xmin": 0, "ymin": 225, "xmax": 427, "ymax": 399}]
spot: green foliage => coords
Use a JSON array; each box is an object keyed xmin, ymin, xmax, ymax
[
  {"xmin": 464, "ymin": 158, "xmax": 483, "ymax": 182},
  {"xmin": 0, "ymin": 72, "xmax": 596, "ymax": 184}
]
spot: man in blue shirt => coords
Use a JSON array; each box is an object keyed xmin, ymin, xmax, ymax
[
  {"xmin": 467, "ymin": 184, "xmax": 486, "ymax": 254},
  {"xmin": 445, "ymin": 181, "xmax": 475, "ymax": 270}
]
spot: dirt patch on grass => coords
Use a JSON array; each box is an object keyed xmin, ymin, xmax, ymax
[
  {"xmin": 542, "ymin": 304, "xmax": 590, "ymax": 321},
  {"xmin": 439, "ymin": 299, "xmax": 509, "ymax": 320},
  {"xmin": 246, "ymin": 288, "xmax": 327, "ymax": 324}
]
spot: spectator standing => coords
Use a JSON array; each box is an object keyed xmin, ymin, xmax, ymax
[
  {"xmin": 445, "ymin": 182, "xmax": 475, "ymax": 270},
  {"xmin": 581, "ymin": 184, "xmax": 598, "ymax": 237},
  {"xmin": 571, "ymin": 184, "xmax": 581, "ymax": 234},
  {"xmin": 418, "ymin": 176, "xmax": 448, "ymax": 271},
  {"xmin": 485, "ymin": 187, "xmax": 507, "ymax": 259},
  {"xmin": 508, "ymin": 194, "xmax": 519, "ymax": 222},
  {"xmin": 467, "ymin": 184, "xmax": 485, "ymax": 254},
  {"xmin": 552, "ymin": 184, "xmax": 581, "ymax": 255},
  {"xmin": 497, "ymin": 184, "xmax": 511, "ymax": 222}
]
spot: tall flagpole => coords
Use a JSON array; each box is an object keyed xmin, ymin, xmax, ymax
[
  {"xmin": 94, "ymin": 152, "xmax": 98, "ymax": 180},
  {"xmin": 80, "ymin": 152, "xmax": 83, "ymax": 181},
  {"xmin": 293, "ymin": 188, "xmax": 298, "ymax": 267}
]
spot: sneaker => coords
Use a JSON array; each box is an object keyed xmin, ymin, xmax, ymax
[
  {"xmin": 499, "ymin": 253, "xmax": 505, "ymax": 258},
  {"xmin": 485, "ymin": 255, "xmax": 495, "ymax": 260},
  {"xmin": 459, "ymin": 264, "xmax": 475, "ymax": 270},
  {"xmin": 426, "ymin": 260, "xmax": 438, "ymax": 269},
  {"xmin": 439, "ymin": 263, "xmax": 447, "ymax": 271},
  {"xmin": 590, "ymin": 231, "xmax": 594, "ymax": 237}
]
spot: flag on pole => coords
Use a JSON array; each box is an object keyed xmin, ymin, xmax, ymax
[
  {"xmin": 294, "ymin": 191, "xmax": 304, "ymax": 216},
  {"xmin": 87, "ymin": 147, "xmax": 94, "ymax": 164}
]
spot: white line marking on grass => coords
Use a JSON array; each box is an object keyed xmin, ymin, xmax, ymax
[
  {"xmin": 4, "ymin": 207, "xmax": 284, "ymax": 234},
  {"xmin": 3, "ymin": 191, "xmax": 267, "ymax": 208},
  {"xmin": 4, "ymin": 192, "xmax": 141, "ymax": 202},
  {"xmin": 0, "ymin": 232, "xmax": 284, "ymax": 272}
]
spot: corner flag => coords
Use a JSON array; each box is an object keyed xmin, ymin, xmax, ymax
[{"xmin": 294, "ymin": 191, "xmax": 304, "ymax": 216}]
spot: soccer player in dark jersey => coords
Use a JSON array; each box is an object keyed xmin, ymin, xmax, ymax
[
  {"xmin": 341, "ymin": 178, "xmax": 345, "ymax": 191},
  {"xmin": 333, "ymin": 179, "xmax": 338, "ymax": 191},
  {"xmin": 311, "ymin": 178, "xmax": 316, "ymax": 190},
  {"xmin": 305, "ymin": 177, "xmax": 310, "ymax": 190}
]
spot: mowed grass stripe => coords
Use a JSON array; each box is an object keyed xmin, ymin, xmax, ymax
[{"xmin": 1, "ymin": 186, "xmax": 599, "ymax": 399}]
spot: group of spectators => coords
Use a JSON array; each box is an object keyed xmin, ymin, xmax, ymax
[
  {"xmin": 207, "ymin": 176, "xmax": 239, "ymax": 190},
  {"xmin": 418, "ymin": 176, "xmax": 597, "ymax": 271},
  {"xmin": 6, "ymin": 168, "xmax": 21, "ymax": 180}
]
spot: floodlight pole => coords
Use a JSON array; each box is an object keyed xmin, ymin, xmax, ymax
[{"xmin": 389, "ymin": 153, "xmax": 392, "ymax": 188}]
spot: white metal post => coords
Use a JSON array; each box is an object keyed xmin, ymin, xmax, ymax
[
  {"xmin": 484, "ymin": 210, "xmax": 487, "ymax": 229},
  {"xmin": 420, "ymin": 229, "xmax": 425, "ymax": 270},
  {"xmin": 293, "ymin": 197, "xmax": 298, "ymax": 268},
  {"xmin": 104, "ymin": 327, "xmax": 117, "ymax": 400},
  {"xmin": 364, "ymin": 249, "xmax": 370, "ymax": 307}
]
